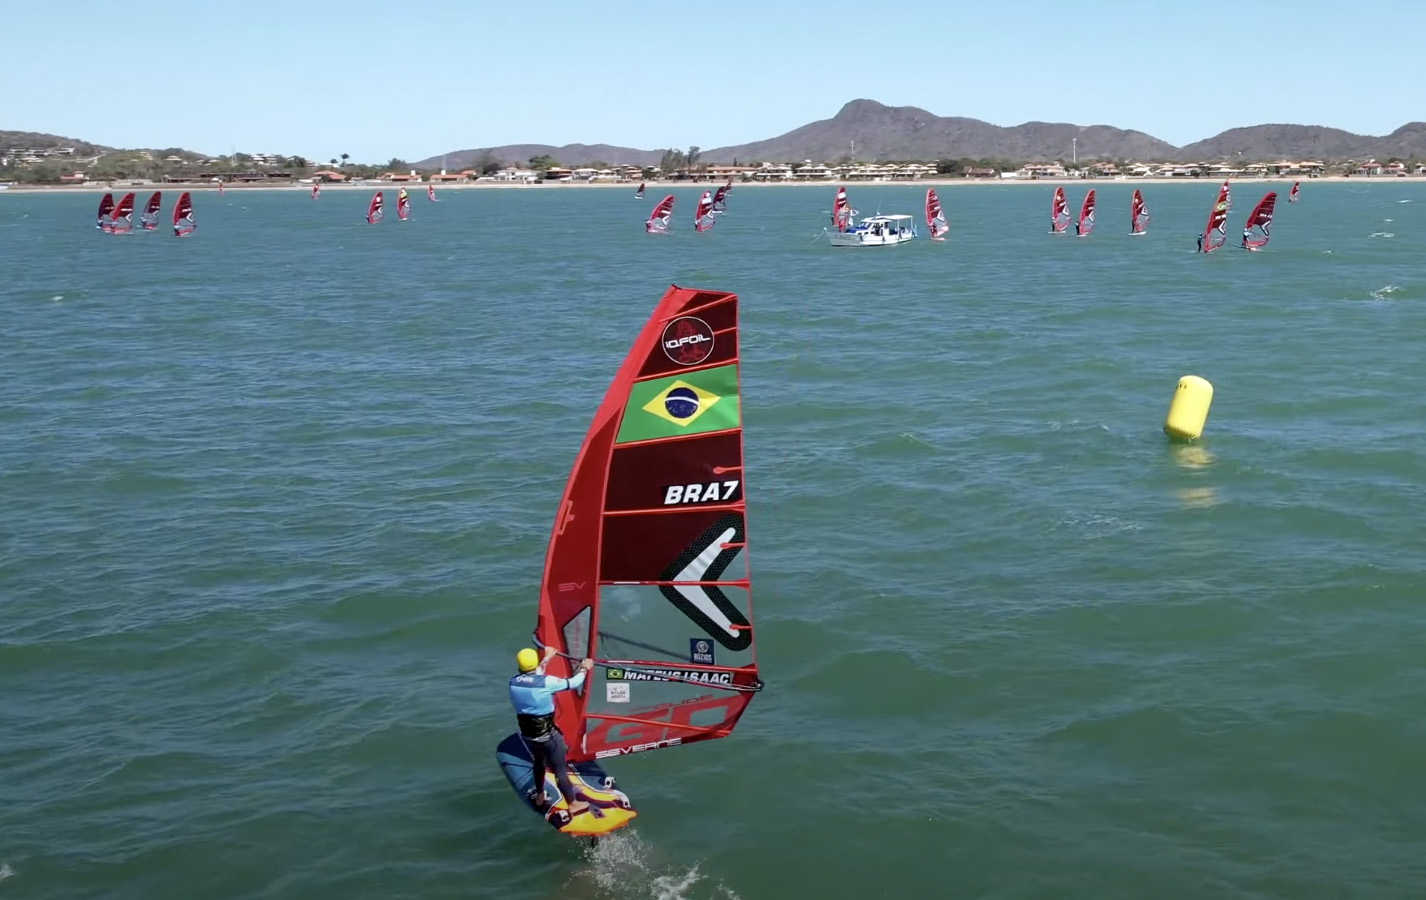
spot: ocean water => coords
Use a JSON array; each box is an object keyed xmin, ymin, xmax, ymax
[{"xmin": 2, "ymin": 180, "xmax": 1424, "ymax": 900}]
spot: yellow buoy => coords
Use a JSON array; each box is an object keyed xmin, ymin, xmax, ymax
[{"xmin": 1164, "ymin": 375, "xmax": 1214, "ymax": 441}]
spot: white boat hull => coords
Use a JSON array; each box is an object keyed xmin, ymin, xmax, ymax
[{"xmin": 826, "ymin": 228, "xmax": 916, "ymax": 247}]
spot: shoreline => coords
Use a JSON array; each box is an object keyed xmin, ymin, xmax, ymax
[{"xmin": 0, "ymin": 174, "xmax": 1405, "ymax": 196}]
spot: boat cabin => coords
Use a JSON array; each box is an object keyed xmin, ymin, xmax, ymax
[{"xmin": 828, "ymin": 213, "xmax": 917, "ymax": 247}]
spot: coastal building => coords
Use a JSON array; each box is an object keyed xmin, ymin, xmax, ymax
[
  {"xmin": 704, "ymin": 164, "xmax": 757, "ymax": 181},
  {"xmin": 482, "ymin": 167, "xmax": 537, "ymax": 183},
  {"xmin": 751, "ymin": 163, "xmax": 793, "ymax": 180},
  {"xmin": 1012, "ymin": 163, "xmax": 1070, "ymax": 179},
  {"xmin": 839, "ymin": 162, "xmax": 938, "ymax": 180}
]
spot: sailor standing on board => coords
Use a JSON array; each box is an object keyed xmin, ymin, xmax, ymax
[
  {"xmin": 510, "ymin": 646, "xmax": 594, "ymax": 817},
  {"xmin": 1241, "ymin": 227, "xmax": 1251, "ymax": 249},
  {"xmin": 1197, "ymin": 233, "xmax": 1204, "ymax": 253}
]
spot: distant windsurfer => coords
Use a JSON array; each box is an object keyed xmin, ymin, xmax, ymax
[
  {"xmin": 1074, "ymin": 220, "xmax": 1081, "ymax": 235},
  {"xmin": 1196, "ymin": 233, "xmax": 1203, "ymax": 253},
  {"xmin": 510, "ymin": 647, "xmax": 593, "ymax": 816}
]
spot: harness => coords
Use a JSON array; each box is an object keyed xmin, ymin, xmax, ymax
[{"xmin": 517, "ymin": 712, "xmax": 555, "ymax": 741}]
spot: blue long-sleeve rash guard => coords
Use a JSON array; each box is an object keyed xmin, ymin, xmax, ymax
[{"xmin": 509, "ymin": 667, "xmax": 588, "ymax": 717}]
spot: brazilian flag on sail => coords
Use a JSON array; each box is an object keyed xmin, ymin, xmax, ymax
[{"xmin": 615, "ymin": 364, "xmax": 740, "ymax": 444}]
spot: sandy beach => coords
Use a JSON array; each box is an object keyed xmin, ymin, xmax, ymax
[{"xmin": 0, "ymin": 174, "xmax": 1390, "ymax": 196}]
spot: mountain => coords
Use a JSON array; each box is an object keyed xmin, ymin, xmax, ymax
[
  {"xmin": 415, "ymin": 143, "xmax": 663, "ymax": 171},
  {"xmin": 702, "ymin": 99, "xmax": 1178, "ymax": 163},
  {"xmin": 1, "ymin": 129, "xmax": 111, "ymax": 156},
  {"xmin": 434, "ymin": 100, "xmax": 1426, "ymax": 168},
  {"xmin": 1179, "ymin": 122, "xmax": 1426, "ymax": 161}
]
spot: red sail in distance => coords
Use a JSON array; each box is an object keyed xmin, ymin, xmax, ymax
[
  {"xmin": 645, "ymin": 195, "xmax": 675, "ymax": 233},
  {"xmin": 172, "ymin": 192, "xmax": 196, "ymax": 237},
  {"xmin": 694, "ymin": 191, "xmax": 716, "ymax": 232},
  {"xmin": 831, "ymin": 185, "xmax": 855, "ymax": 231},
  {"xmin": 635, "ymin": 182, "xmax": 646, "ymax": 199},
  {"xmin": 96, "ymin": 193, "xmax": 115, "ymax": 231},
  {"xmin": 1050, "ymin": 186, "xmax": 1069, "ymax": 233},
  {"xmin": 1200, "ymin": 181, "xmax": 1231, "ymax": 253},
  {"xmin": 397, "ymin": 189, "xmax": 411, "ymax": 221},
  {"xmin": 1241, "ymin": 191, "xmax": 1277, "ymax": 250},
  {"xmin": 1076, "ymin": 189, "xmax": 1096, "ymax": 236},
  {"xmin": 1131, "ymin": 190, "xmax": 1149, "ymax": 235},
  {"xmin": 312, "ymin": 182, "xmax": 321, "ymax": 199},
  {"xmin": 141, "ymin": 191, "xmax": 163, "ymax": 230},
  {"xmin": 1288, "ymin": 181, "xmax": 1300, "ymax": 202},
  {"xmin": 925, "ymin": 189, "xmax": 949, "ymax": 240},
  {"xmin": 366, "ymin": 191, "xmax": 384, "ymax": 224},
  {"xmin": 428, "ymin": 183, "xmax": 438, "ymax": 201},
  {"xmin": 111, "ymin": 192, "xmax": 136, "ymax": 233},
  {"xmin": 534, "ymin": 284, "xmax": 762, "ymax": 763}
]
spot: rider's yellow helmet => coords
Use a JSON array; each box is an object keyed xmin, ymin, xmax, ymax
[{"xmin": 516, "ymin": 648, "xmax": 540, "ymax": 673}]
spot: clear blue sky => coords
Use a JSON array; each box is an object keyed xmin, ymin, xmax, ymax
[{"xmin": 9, "ymin": 0, "xmax": 1425, "ymax": 163}]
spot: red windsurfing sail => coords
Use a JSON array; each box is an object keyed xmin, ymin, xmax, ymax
[
  {"xmin": 140, "ymin": 191, "xmax": 162, "ymax": 230},
  {"xmin": 1130, "ymin": 189, "xmax": 1149, "ymax": 235},
  {"xmin": 635, "ymin": 182, "xmax": 646, "ymax": 199},
  {"xmin": 312, "ymin": 182, "xmax": 320, "ymax": 200},
  {"xmin": 397, "ymin": 188, "xmax": 411, "ymax": 221},
  {"xmin": 218, "ymin": 180, "xmax": 225, "ymax": 196},
  {"xmin": 1288, "ymin": 181, "xmax": 1300, "ymax": 203},
  {"xmin": 831, "ymin": 185, "xmax": 856, "ymax": 232},
  {"xmin": 1050, "ymin": 186, "xmax": 1069, "ymax": 233},
  {"xmin": 1199, "ymin": 181, "xmax": 1231, "ymax": 253},
  {"xmin": 1241, "ymin": 191, "xmax": 1277, "ymax": 250},
  {"xmin": 1076, "ymin": 189, "xmax": 1096, "ymax": 236},
  {"xmin": 172, "ymin": 192, "xmax": 195, "ymax": 237},
  {"xmin": 533, "ymin": 284, "xmax": 762, "ymax": 765},
  {"xmin": 711, "ymin": 181, "xmax": 732, "ymax": 215},
  {"xmin": 694, "ymin": 191, "xmax": 716, "ymax": 232},
  {"xmin": 111, "ymin": 192, "xmax": 136, "ymax": 233},
  {"xmin": 427, "ymin": 183, "xmax": 438, "ymax": 201},
  {"xmin": 366, "ymin": 191, "xmax": 384, "ymax": 224},
  {"xmin": 925, "ymin": 188, "xmax": 949, "ymax": 240},
  {"xmin": 96, "ymin": 193, "xmax": 115, "ymax": 231},
  {"xmin": 1221, "ymin": 179, "xmax": 1231, "ymax": 211},
  {"xmin": 645, "ymin": 195, "xmax": 675, "ymax": 233}
]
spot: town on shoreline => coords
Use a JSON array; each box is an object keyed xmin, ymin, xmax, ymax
[{"xmin": 5, "ymin": 140, "xmax": 1425, "ymax": 195}]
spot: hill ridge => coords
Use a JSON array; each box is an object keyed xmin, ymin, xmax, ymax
[{"xmin": 421, "ymin": 99, "xmax": 1426, "ymax": 169}]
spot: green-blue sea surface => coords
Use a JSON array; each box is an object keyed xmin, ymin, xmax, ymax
[{"xmin": 2, "ymin": 180, "xmax": 1424, "ymax": 899}]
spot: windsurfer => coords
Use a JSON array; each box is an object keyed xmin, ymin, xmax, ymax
[
  {"xmin": 1196, "ymin": 234, "xmax": 1203, "ymax": 252},
  {"xmin": 510, "ymin": 647, "xmax": 594, "ymax": 816},
  {"xmin": 1241, "ymin": 227, "xmax": 1251, "ymax": 248}
]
